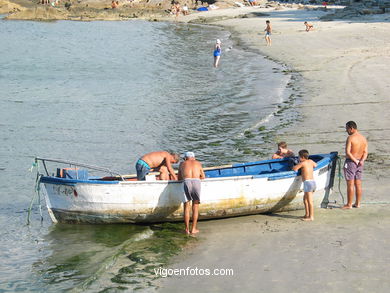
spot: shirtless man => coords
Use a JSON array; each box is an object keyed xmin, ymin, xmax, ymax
[
  {"xmin": 293, "ymin": 150, "xmax": 317, "ymax": 221},
  {"xmin": 135, "ymin": 151, "xmax": 179, "ymax": 181},
  {"xmin": 178, "ymin": 152, "xmax": 205, "ymax": 235},
  {"xmin": 342, "ymin": 121, "xmax": 368, "ymax": 209}
]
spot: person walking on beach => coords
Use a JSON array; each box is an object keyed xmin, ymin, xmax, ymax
[
  {"xmin": 178, "ymin": 152, "xmax": 205, "ymax": 235},
  {"xmin": 213, "ymin": 39, "xmax": 222, "ymax": 68},
  {"xmin": 342, "ymin": 121, "xmax": 368, "ymax": 209},
  {"xmin": 135, "ymin": 151, "xmax": 179, "ymax": 181},
  {"xmin": 293, "ymin": 150, "xmax": 317, "ymax": 221},
  {"xmin": 264, "ymin": 20, "xmax": 272, "ymax": 46}
]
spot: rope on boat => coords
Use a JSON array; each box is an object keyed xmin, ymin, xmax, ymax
[
  {"xmin": 334, "ymin": 156, "xmax": 390, "ymax": 206},
  {"xmin": 336, "ymin": 156, "xmax": 345, "ymax": 205},
  {"xmin": 27, "ymin": 159, "xmax": 43, "ymax": 225}
]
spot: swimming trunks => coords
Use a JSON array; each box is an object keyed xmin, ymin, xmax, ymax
[
  {"xmin": 183, "ymin": 178, "xmax": 201, "ymax": 203},
  {"xmin": 303, "ymin": 180, "xmax": 316, "ymax": 193},
  {"xmin": 136, "ymin": 159, "xmax": 151, "ymax": 181},
  {"xmin": 213, "ymin": 48, "xmax": 221, "ymax": 57},
  {"xmin": 344, "ymin": 159, "xmax": 363, "ymax": 181},
  {"xmin": 265, "ymin": 31, "xmax": 271, "ymax": 36}
]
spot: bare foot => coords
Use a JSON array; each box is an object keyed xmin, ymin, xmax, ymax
[
  {"xmin": 352, "ymin": 204, "xmax": 360, "ymax": 208},
  {"xmin": 302, "ymin": 215, "xmax": 309, "ymax": 219},
  {"xmin": 184, "ymin": 229, "xmax": 190, "ymax": 235},
  {"xmin": 302, "ymin": 217, "xmax": 314, "ymax": 221},
  {"xmin": 342, "ymin": 205, "xmax": 352, "ymax": 210},
  {"xmin": 191, "ymin": 229, "xmax": 199, "ymax": 234}
]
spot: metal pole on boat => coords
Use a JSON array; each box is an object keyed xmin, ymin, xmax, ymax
[{"xmin": 34, "ymin": 157, "xmax": 125, "ymax": 180}]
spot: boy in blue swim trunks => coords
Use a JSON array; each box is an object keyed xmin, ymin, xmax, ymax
[
  {"xmin": 264, "ymin": 20, "xmax": 272, "ymax": 46},
  {"xmin": 293, "ymin": 150, "xmax": 317, "ymax": 221}
]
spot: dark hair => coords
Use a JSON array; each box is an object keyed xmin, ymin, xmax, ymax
[
  {"xmin": 266, "ymin": 20, "xmax": 270, "ymax": 23},
  {"xmin": 298, "ymin": 149, "xmax": 309, "ymax": 159},
  {"xmin": 277, "ymin": 141, "xmax": 287, "ymax": 148},
  {"xmin": 346, "ymin": 121, "xmax": 357, "ymax": 129}
]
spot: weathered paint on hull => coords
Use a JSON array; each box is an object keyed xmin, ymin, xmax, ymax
[
  {"xmin": 43, "ymin": 165, "xmax": 333, "ymax": 224},
  {"xmin": 49, "ymin": 189, "xmax": 326, "ymax": 224}
]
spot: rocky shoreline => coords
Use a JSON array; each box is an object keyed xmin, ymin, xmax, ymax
[{"xmin": 1, "ymin": 0, "xmax": 390, "ymax": 21}]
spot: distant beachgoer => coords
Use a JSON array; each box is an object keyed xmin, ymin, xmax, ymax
[
  {"xmin": 248, "ymin": 0, "xmax": 257, "ymax": 6},
  {"xmin": 178, "ymin": 152, "xmax": 205, "ymax": 235},
  {"xmin": 304, "ymin": 21, "xmax": 314, "ymax": 32},
  {"xmin": 293, "ymin": 150, "xmax": 317, "ymax": 221},
  {"xmin": 135, "ymin": 151, "xmax": 179, "ymax": 181},
  {"xmin": 111, "ymin": 0, "xmax": 118, "ymax": 9},
  {"xmin": 182, "ymin": 3, "xmax": 189, "ymax": 15},
  {"xmin": 170, "ymin": 4, "xmax": 176, "ymax": 15},
  {"xmin": 264, "ymin": 20, "xmax": 272, "ymax": 46},
  {"xmin": 342, "ymin": 121, "xmax": 368, "ymax": 209},
  {"xmin": 174, "ymin": 2, "xmax": 181, "ymax": 21},
  {"xmin": 272, "ymin": 142, "xmax": 294, "ymax": 159},
  {"xmin": 213, "ymin": 39, "xmax": 222, "ymax": 68}
]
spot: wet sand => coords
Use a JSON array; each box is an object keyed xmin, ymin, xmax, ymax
[{"xmin": 157, "ymin": 7, "xmax": 390, "ymax": 293}]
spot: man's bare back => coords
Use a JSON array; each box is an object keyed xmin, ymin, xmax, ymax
[
  {"xmin": 179, "ymin": 159, "xmax": 205, "ymax": 180},
  {"xmin": 141, "ymin": 151, "xmax": 178, "ymax": 180},
  {"xmin": 346, "ymin": 132, "xmax": 368, "ymax": 165}
]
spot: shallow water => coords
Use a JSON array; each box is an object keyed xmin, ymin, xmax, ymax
[{"xmin": 0, "ymin": 19, "xmax": 300, "ymax": 291}]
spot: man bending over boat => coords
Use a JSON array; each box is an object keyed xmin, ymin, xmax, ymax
[
  {"xmin": 135, "ymin": 151, "xmax": 179, "ymax": 181},
  {"xmin": 178, "ymin": 152, "xmax": 205, "ymax": 235},
  {"xmin": 293, "ymin": 150, "xmax": 317, "ymax": 221}
]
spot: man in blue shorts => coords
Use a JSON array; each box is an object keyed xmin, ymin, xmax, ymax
[{"xmin": 135, "ymin": 151, "xmax": 179, "ymax": 181}]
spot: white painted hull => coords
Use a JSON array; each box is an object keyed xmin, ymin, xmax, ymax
[{"xmin": 42, "ymin": 162, "xmax": 336, "ymax": 224}]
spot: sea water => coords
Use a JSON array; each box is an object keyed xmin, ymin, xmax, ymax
[{"xmin": 0, "ymin": 18, "xmax": 300, "ymax": 291}]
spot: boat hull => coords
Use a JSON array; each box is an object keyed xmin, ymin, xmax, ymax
[{"xmin": 40, "ymin": 153, "xmax": 337, "ymax": 224}]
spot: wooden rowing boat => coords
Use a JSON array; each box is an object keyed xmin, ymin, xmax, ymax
[{"xmin": 36, "ymin": 152, "xmax": 338, "ymax": 224}]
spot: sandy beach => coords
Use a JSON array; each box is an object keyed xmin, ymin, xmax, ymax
[
  {"xmin": 156, "ymin": 6, "xmax": 390, "ymax": 293},
  {"xmin": 2, "ymin": 2, "xmax": 390, "ymax": 291}
]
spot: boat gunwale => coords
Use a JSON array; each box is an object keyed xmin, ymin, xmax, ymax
[{"xmin": 39, "ymin": 153, "xmax": 337, "ymax": 186}]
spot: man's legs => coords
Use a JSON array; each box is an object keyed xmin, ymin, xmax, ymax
[
  {"xmin": 354, "ymin": 179, "xmax": 362, "ymax": 207},
  {"xmin": 343, "ymin": 179, "xmax": 355, "ymax": 209},
  {"xmin": 191, "ymin": 201, "xmax": 199, "ymax": 234},
  {"xmin": 184, "ymin": 201, "xmax": 191, "ymax": 234}
]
